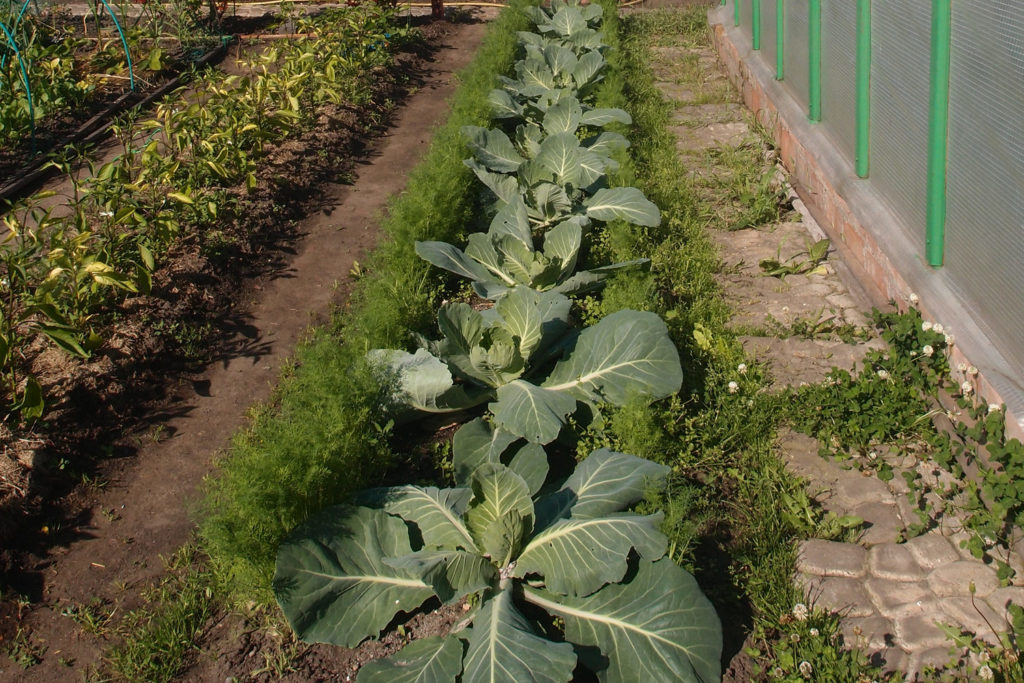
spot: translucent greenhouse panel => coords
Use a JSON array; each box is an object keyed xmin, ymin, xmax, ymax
[
  {"xmin": 869, "ymin": 0, "xmax": 931, "ymax": 248},
  {"xmin": 945, "ymin": 0, "xmax": 1024, "ymax": 371},
  {"xmin": 782, "ymin": 0, "xmax": 809, "ymax": 111},
  {"xmin": 821, "ymin": 2, "xmax": 857, "ymax": 164},
  {"xmin": 762, "ymin": 0, "xmax": 777, "ymax": 72}
]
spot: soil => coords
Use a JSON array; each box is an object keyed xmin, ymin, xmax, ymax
[{"xmin": 0, "ymin": 12, "xmax": 494, "ymax": 680}]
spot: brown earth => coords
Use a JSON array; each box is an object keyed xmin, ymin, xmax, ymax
[{"xmin": 0, "ymin": 13, "xmax": 493, "ymax": 680}]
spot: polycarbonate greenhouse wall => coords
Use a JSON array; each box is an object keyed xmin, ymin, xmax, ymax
[{"xmin": 726, "ymin": 0, "xmax": 1024, "ymax": 380}]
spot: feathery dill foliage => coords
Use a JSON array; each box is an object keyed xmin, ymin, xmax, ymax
[{"xmin": 198, "ymin": 3, "xmax": 533, "ymax": 604}]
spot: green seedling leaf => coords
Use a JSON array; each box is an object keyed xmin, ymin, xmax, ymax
[
  {"xmin": 273, "ymin": 506, "xmax": 434, "ymax": 647},
  {"xmin": 535, "ymin": 449, "xmax": 670, "ymax": 529},
  {"xmin": 368, "ymin": 348, "xmax": 485, "ymax": 413},
  {"xmin": 357, "ymin": 636, "xmax": 464, "ymax": 683},
  {"xmin": 542, "ymin": 310, "xmax": 682, "ymax": 405},
  {"xmin": 580, "ymin": 108, "xmax": 631, "ymax": 127},
  {"xmin": 514, "ymin": 512, "xmax": 667, "ymax": 597},
  {"xmin": 385, "ymin": 550, "xmax": 496, "ymax": 603},
  {"xmin": 166, "ymin": 191, "xmax": 193, "ymax": 205},
  {"xmin": 463, "ymin": 590, "xmax": 577, "ymax": 683},
  {"xmin": 463, "ymin": 126, "xmax": 526, "ymax": 173},
  {"xmin": 358, "ymin": 485, "xmax": 475, "ymax": 550},
  {"xmin": 523, "ymin": 559, "xmax": 722, "ymax": 683},
  {"xmin": 17, "ymin": 376, "xmax": 44, "ymax": 419},
  {"xmin": 584, "ymin": 187, "xmax": 661, "ymax": 227},
  {"xmin": 491, "ymin": 380, "xmax": 577, "ymax": 445}
]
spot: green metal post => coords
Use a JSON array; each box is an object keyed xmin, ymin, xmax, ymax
[
  {"xmin": 926, "ymin": 0, "xmax": 952, "ymax": 267},
  {"xmin": 808, "ymin": 0, "xmax": 821, "ymax": 121},
  {"xmin": 734, "ymin": 0, "xmax": 740, "ymax": 27},
  {"xmin": 776, "ymin": 0, "xmax": 784, "ymax": 79},
  {"xmin": 855, "ymin": 0, "xmax": 871, "ymax": 177},
  {"xmin": 752, "ymin": 0, "xmax": 761, "ymax": 49}
]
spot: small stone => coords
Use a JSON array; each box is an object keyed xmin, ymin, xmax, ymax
[
  {"xmin": 797, "ymin": 539, "xmax": 867, "ymax": 578},
  {"xmin": 837, "ymin": 471, "xmax": 893, "ymax": 507},
  {"xmin": 853, "ymin": 502, "xmax": 905, "ymax": 546},
  {"xmin": 893, "ymin": 613, "xmax": 949, "ymax": 651},
  {"xmin": 906, "ymin": 534, "xmax": 961, "ymax": 570},
  {"xmin": 928, "ymin": 561, "xmax": 1000, "ymax": 597},
  {"xmin": 865, "ymin": 578, "xmax": 935, "ymax": 617},
  {"xmin": 799, "ymin": 576, "xmax": 875, "ymax": 617},
  {"xmin": 866, "ymin": 647, "xmax": 908, "ymax": 674},
  {"xmin": 840, "ymin": 615, "xmax": 895, "ymax": 650},
  {"xmin": 907, "ymin": 646, "xmax": 959, "ymax": 680},
  {"xmin": 869, "ymin": 544, "xmax": 925, "ymax": 581},
  {"xmin": 940, "ymin": 596, "xmax": 1008, "ymax": 644},
  {"xmin": 986, "ymin": 586, "xmax": 1024, "ymax": 616}
]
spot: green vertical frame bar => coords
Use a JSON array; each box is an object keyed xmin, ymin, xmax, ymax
[
  {"xmin": 734, "ymin": 0, "xmax": 740, "ymax": 27},
  {"xmin": 855, "ymin": 0, "xmax": 871, "ymax": 177},
  {"xmin": 926, "ymin": 0, "xmax": 952, "ymax": 267},
  {"xmin": 808, "ymin": 0, "xmax": 821, "ymax": 121},
  {"xmin": 776, "ymin": 0, "xmax": 784, "ymax": 79},
  {"xmin": 752, "ymin": 0, "xmax": 761, "ymax": 49}
]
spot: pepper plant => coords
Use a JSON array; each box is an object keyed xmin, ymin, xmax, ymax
[{"xmin": 274, "ymin": 449, "xmax": 722, "ymax": 682}]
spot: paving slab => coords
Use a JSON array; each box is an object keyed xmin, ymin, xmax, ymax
[{"xmin": 651, "ymin": 22, "xmax": 1024, "ymax": 680}]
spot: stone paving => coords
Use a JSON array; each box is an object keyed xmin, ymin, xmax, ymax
[{"xmin": 643, "ymin": 10, "xmax": 1024, "ymax": 680}]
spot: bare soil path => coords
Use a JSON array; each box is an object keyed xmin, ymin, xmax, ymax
[{"xmin": 0, "ymin": 15, "xmax": 492, "ymax": 680}]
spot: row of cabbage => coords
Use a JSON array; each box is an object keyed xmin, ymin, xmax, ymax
[{"xmin": 272, "ymin": 3, "xmax": 723, "ymax": 681}]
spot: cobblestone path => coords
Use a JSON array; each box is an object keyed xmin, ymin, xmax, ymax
[{"xmin": 643, "ymin": 7, "xmax": 1024, "ymax": 680}]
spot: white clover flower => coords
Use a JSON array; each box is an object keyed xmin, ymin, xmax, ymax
[
  {"xmin": 961, "ymin": 381, "xmax": 974, "ymax": 396},
  {"xmin": 792, "ymin": 603, "xmax": 809, "ymax": 621},
  {"xmin": 922, "ymin": 321, "xmax": 934, "ymax": 332},
  {"xmin": 809, "ymin": 627, "xmax": 819, "ymax": 637},
  {"xmin": 945, "ymin": 333, "xmax": 955, "ymax": 346},
  {"xmin": 989, "ymin": 404, "xmax": 1002, "ymax": 414},
  {"xmin": 934, "ymin": 323, "xmax": 945, "ymax": 335},
  {"xmin": 909, "ymin": 292, "xmax": 920, "ymax": 305},
  {"xmin": 790, "ymin": 633, "xmax": 801, "ymax": 643},
  {"xmin": 978, "ymin": 664, "xmax": 994, "ymax": 680},
  {"xmin": 772, "ymin": 667, "xmax": 785, "ymax": 679},
  {"xmin": 868, "ymin": 450, "xmax": 878, "ymax": 461},
  {"xmin": 727, "ymin": 381, "xmax": 739, "ymax": 394},
  {"xmin": 922, "ymin": 345, "xmax": 934, "ymax": 357},
  {"xmin": 737, "ymin": 363, "xmax": 747, "ymax": 375},
  {"xmin": 968, "ymin": 365, "xmax": 979, "ymax": 376},
  {"xmin": 877, "ymin": 369, "xmax": 890, "ymax": 380},
  {"xmin": 958, "ymin": 362, "xmax": 968, "ymax": 373},
  {"xmin": 799, "ymin": 660, "xmax": 813, "ymax": 679}
]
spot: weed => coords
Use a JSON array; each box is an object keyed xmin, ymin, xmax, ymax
[
  {"xmin": 3, "ymin": 627, "xmax": 45, "ymax": 669},
  {"xmin": 104, "ymin": 545, "xmax": 213, "ymax": 683},
  {"xmin": 760, "ymin": 238, "xmax": 831, "ymax": 278}
]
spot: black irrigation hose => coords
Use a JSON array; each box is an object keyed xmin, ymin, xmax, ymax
[{"xmin": 0, "ymin": 38, "xmax": 233, "ymax": 204}]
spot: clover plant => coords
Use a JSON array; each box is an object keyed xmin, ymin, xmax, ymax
[{"xmin": 274, "ymin": 449, "xmax": 722, "ymax": 682}]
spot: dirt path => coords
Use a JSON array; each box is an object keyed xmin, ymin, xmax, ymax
[{"xmin": 2, "ymin": 16, "xmax": 492, "ymax": 680}]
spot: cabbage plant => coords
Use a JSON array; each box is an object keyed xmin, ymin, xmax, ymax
[
  {"xmin": 274, "ymin": 449, "xmax": 722, "ymax": 682},
  {"xmin": 415, "ymin": 195, "xmax": 648, "ymax": 300},
  {"xmin": 369, "ymin": 289, "xmax": 681, "ymax": 444}
]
